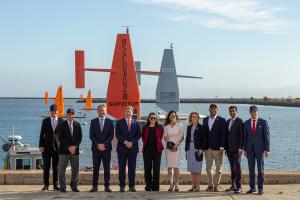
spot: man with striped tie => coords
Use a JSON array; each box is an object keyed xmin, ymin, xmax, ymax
[
  {"xmin": 58, "ymin": 108, "xmax": 82, "ymax": 193},
  {"xmin": 116, "ymin": 106, "xmax": 142, "ymax": 192}
]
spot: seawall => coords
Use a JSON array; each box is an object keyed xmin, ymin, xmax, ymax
[{"xmin": 1, "ymin": 170, "xmax": 300, "ymax": 185}]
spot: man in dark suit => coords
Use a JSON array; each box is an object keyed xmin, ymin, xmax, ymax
[
  {"xmin": 244, "ymin": 105, "xmax": 270, "ymax": 195},
  {"xmin": 89, "ymin": 104, "xmax": 114, "ymax": 193},
  {"xmin": 58, "ymin": 108, "xmax": 82, "ymax": 193},
  {"xmin": 116, "ymin": 106, "xmax": 142, "ymax": 192},
  {"xmin": 39, "ymin": 104, "xmax": 63, "ymax": 191},
  {"xmin": 225, "ymin": 106, "xmax": 244, "ymax": 193},
  {"xmin": 203, "ymin": 104, "xmax": 226, "ymax": 192}
]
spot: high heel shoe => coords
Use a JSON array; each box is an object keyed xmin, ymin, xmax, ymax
[
  {"xmin": 174, "ymin": 185, "xmax": 179, "ymax": 192},
  {"xmin": 168, "ymin": 184, "xmax": 174, "ymax": 192},
  {"xmin": 194, "ymin": 185, "xmax": 200, "ymax": 192},
  {"xmin": 188, "ymin": 185, "xmax": 196, "ymax": 192}
]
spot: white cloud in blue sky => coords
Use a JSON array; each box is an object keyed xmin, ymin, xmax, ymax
[
  {"xmin": 129, "ymin": 0, "xmax": 292, "ymax": 34},
  {"xmin": 0, "ymin": 0, "xmax": 299, "ymax": 98}
]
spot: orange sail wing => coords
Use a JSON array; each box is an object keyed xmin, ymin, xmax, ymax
[
  {"xmin": 85, "ymin": 89, "xmax": 93, "ymax": 110},
  {"xmin": 54, "ymin": 85, "xmax": 64, "ymax": 117},
  {"xmin": 44, "ymin": 92, "xmax": 49, "ymax": 104}
]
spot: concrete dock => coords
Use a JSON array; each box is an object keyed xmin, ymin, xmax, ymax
[
  {"xmin": 1, "ymin": 170, "xmax": 300, "ymax": 185},
  {"xmin": 0, "ymin": 185, "xmax": 300, "ymax": 200},
  {"xmin": 1, "ymin": 170, "xmax": 300, "ymax": 199}
]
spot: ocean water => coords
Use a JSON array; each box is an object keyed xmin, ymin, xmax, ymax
[{"xmin": 0, "ymin": 99, "xmax": 300, "ymax": 171}]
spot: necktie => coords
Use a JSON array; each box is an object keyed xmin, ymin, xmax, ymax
[
  {"xmin": 127, "ymin": 119, "xmax": 131, "ymax": 132},
  {"xmin": 69, "ymin": 122, "xmax": 73, "ymax": 136},
  {"xmin": 53, "ymin": 118, "xmax": 57, "ymax": 131},
  {"xmin": 229, "ymin": 119, "xmax": 234, "ymax": 131},
  {"xmin": 100, "ymin": 119, "xmax": 104, "ymax": 132},
  {"xmin": 252, "ymin": 120, "xmax": 256, "ymax": 135}
]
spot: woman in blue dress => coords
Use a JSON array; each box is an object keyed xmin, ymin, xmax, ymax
[{"xmin": 185, "ymin": 112, "xmax": 205, "ymax": 192}]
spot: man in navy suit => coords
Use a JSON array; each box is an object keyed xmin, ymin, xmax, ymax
[
  {"xmin": 116, "ymin": 106, "xmax": 142, "ymax": 192},
  {"xmin": 89, "ymin": 105, "xmax": 114, "ymax": 193},
  {"xmin": 203, "ymin": 104, "xmax": 226, "ymax": 192},
  {"xmin": 244, "ymin": 105, "xmax": 270, "ymax": 195}
]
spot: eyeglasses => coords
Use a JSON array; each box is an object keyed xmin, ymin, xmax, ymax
[{"xmin": 150, "ymin": 117, "xmax": 157, "ymax": 120}]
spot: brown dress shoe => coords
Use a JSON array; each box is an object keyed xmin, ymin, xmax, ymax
[
  {"xmin": 206, "ymin": 186, "xmax": 214, "ymax": 192},
  {"xmin": 214, "ymin": 186, "xmax": 222, "ymax": 192}
]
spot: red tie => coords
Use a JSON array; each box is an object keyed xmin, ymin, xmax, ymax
[
  {"xmin": 127, "ymin": 119, "xmax": 131, "ymax": 132},
  {"xmin": 252, "ymin": 120, "xmax": 256, "ymax": 135}
]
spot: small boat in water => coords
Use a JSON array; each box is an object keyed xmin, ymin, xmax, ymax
[{"xmin": 1, "ymin": 127, "xmax": 43, "ymax": 170}]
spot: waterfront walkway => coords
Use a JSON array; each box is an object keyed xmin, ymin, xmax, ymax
[{"xmin": 0, "ymin": 185, "xmax": 299, "ymax": 200}]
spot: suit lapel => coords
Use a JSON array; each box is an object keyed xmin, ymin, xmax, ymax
[
  {"xmin": 255, "ymin": 118, "xmax": 261, "ymax": 135},
  {"xmin": 247, "ymin": 119, "xmax": 253, "ymax": 136},
  {"xmin": 96, "ymin": 118, "xmax": 101, "ymax": 133},
  {"xmin": 130, "ymin": 119, "xmax": 135, "ymax": 133},
  {"xmin": 211, "ymin": 116, "xmax": 218, "ymax": 131},
  {"xmin": 66, "ymin": 121, "xmax": 73, "ymax": 139},
  {"xmin": 48, "ymin": 117, "xmax": 53, "ymax": 131},
  {"xmin": 123, "ymin": 118, "xmax": 129, "ymax": 134}
]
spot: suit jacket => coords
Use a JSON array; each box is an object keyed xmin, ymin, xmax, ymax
[
  {"xmin": 89, "ymin": 117, "xmax": 114, "ymax": 152},
  {"xmin": 185, "ymin": 123, "xmax": 205, "ymax": 151},
  {"xmin": 244, "ymin": 118, "xmax": 270, "ymax": 154},
  {"xmin": 58, "ymin": 120, "xmax": 82, "ymax": 155},
  {"xmin": 116, "ymin": 118, "xmax": 142, "ymax": 153},
  {"xmin": 142, "ymin": 124, "xmax": 164, "ymax": 153},
  {"xmin": 225, "ymin": 117, "xmax": 244, "ymax": 152},
  {"xmin": 39, "ymin": 117, "xmax": 64, "ymax": 152},
  {"xmin": 203, "ymin": 116, "xmax": 226, "ymax": 150}
]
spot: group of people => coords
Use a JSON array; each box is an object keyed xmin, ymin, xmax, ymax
[{"xmin": 39, "ymin": 103, "xmax": 270, "ymax": 195}]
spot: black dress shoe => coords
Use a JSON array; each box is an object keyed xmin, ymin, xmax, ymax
[
  {"xmin": 129, "ymin": 187, "xmax": 136, "ymax": 192},
  {"xmin": 60, "ymin": 189, "xmax": 67, "ymax": 193},
  {"xmin": 234, "ymin": 188, "xmax": 242, "ymax": 193},
  {"xmin": 246, "ymin": 189, "xmax": 257, "ymax": 194},
  {"xmin": 42, "ymin": 185, "xmax": 49, "ymax": 191},
  {"xmin": 72, "ymin": 188, "xmax": 80, "ymax": 192},
  {"xmin": 145, "ymin": 187, "xmax": 152, "ymax": 191},
  {"xmin": 225, "ymin": 186, "xmax": 236, "ymax": 192},
  {"xmin": 105, "ymin": 187, "xmax": 112, "ymax": 192},
  {"xmin": 89, "ymin": 187, "xmax": 98, "ymax": 192},
  {"xmin": 120, "ymin": 187, "xmax": 125, "ymax": 192},
  {"xmin": 53, "ymin": 185, "xmax": 60, "ymax": 191},
  {"xmin": 258, "ymin": 190, "xmax": 264, "ymax": 195}
]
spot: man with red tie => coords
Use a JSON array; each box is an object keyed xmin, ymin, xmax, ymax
[
  {"xmin": 116, "ymin": 106, "xmax": 142, "ymax": 192},
  {"xmin": 244, "ymin": 106, "xmax": 270, "ymax": 195}
]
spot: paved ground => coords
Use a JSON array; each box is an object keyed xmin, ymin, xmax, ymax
[{"xmin": 0, "ymin": 185, "xmax": 299, "ymax": 200}]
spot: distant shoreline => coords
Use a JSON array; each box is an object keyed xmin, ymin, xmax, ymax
[{"xmin": 1, "ymin": 97, "xmax": 300, "ymax": 108}]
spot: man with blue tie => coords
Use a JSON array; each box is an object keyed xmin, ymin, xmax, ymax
[
  {"xmin": 89, "ymin": 105, "xmax": 114, "ymax": 193},
  {"xmin": 58, "ymin": 108, "xmax": 82, "ymax": 193},
  {"xmin": 244, "ymin": 105, "xmax": 270, "ymax": 195},
  {"xmin": 116, "ymin": 106, "xmax": 142, "ymax": 192}
]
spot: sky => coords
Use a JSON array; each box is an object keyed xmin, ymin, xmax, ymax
[{"xmin": 0, "ymin": 0, "xmax": 299, "ymax": 98}]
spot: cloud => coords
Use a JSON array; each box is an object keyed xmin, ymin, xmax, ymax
[{"xmin": 128, "ymin": 0, "xmax": 292, "ymax": 34}]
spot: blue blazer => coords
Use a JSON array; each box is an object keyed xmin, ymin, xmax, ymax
[
  {"xmin": 116, "ymin": 118, "xmax": 142, "ymax": 153},
  {"xmin": 89, "ymin": 117, "xmax": 114, "ymax": 152},
  {"xmin": 244, "ymin": 118, "xmax": 270, "ymax": 154},
  {"xmin": 203, "ymin": 116, "xmax": 226, "ymax": 150}
]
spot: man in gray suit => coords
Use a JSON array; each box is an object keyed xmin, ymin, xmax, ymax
[
  {"xmin": 244, "ymin": 105, "xmax": 270, "ymax": 195},
  {"xmin": 58, "ymin": 108, "xmax": 82, "ymax": 193}
]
